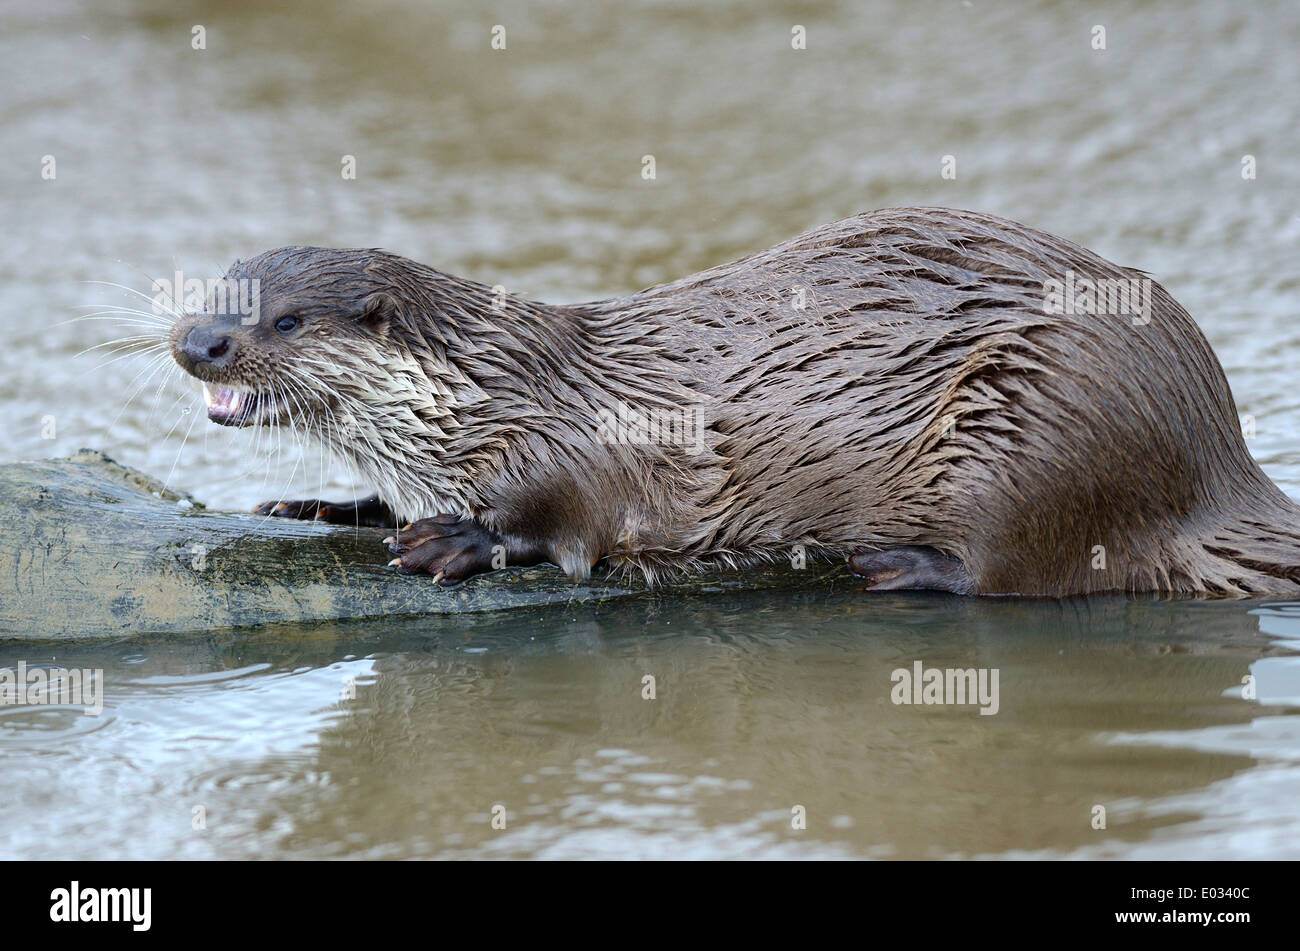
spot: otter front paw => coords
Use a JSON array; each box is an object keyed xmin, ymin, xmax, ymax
[
  {"xmin": 384, "ymin": 516, "xmax": 506, "ymax": 585},
  {"xmin": 255, "ymin": 494, "xmax": 395, "ymax": 528},
  {"xmin": 257, "ymin": 499, "xmax": 335, "ymax": 520}
]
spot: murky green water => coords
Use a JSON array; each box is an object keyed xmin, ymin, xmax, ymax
[{"xmin": 2, "ymin": 0, "xmax": 1299, "ymax": 858}]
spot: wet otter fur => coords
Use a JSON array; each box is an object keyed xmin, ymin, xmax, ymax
[{"xmin": 168, "ymin": 207, "xmax": 1300, "ymax": 597}]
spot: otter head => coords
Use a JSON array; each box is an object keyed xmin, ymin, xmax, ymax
[{"xmin": 169, "ymin": 247, "xmax": 402, "ymax": 429}]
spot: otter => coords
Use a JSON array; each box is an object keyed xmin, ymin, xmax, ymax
[{"xmin": 167, "ymin": 207, "xmax": 1300, "ymax": 597}]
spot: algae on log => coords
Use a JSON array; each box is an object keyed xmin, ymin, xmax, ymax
[{"xmin": 0, "ymin": 450, "xmax": 846, "ymax": 639}]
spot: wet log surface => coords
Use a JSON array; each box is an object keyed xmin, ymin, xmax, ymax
[{"xmin": 0, "ymin": 450, "xmax": 847, "ymax": 639}]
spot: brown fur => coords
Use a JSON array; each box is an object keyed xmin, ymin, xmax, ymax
[{"xmin": 169, "ymin": 207, "xmax": 1300, "ymax": 596}]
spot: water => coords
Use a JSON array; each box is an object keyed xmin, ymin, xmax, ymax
[{"xmin": 1, "ymin": 0, "xmax": 1299, "ymax": 858}]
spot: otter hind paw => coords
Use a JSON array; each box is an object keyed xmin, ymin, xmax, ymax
[{"xmin": 848, "ymin": 546, "xmax": 973, "ymax": 594}]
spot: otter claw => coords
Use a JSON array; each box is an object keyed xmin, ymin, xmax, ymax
[{"xmin": 388, "ymin": 557, "xmax": 402, "ymax": 567}]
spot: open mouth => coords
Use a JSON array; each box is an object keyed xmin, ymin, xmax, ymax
[{"xmin": 201, "ymin": 384, "xmax": 261, "ymax": 426}]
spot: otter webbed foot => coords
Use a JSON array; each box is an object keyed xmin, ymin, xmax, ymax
[
  {"xmin": 848, "ymin": 546, "xmax": 973, "ymax": 594},
  {"xmin": 255, "ymin": 494, "xmax": 396, "ymax": 528},
  {"xmin": 384, "ymin": 516, "xmax": 544, "ymax": 585}
]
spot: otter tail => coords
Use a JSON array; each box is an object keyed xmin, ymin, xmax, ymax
[{"xmin": 1191, "ymin": 493, "xmax": 1300, "ymax": 597}]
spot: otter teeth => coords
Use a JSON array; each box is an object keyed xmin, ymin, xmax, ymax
[{"xmin": 202, "ymin": 384, "xmax": 243, "ymax": 415}]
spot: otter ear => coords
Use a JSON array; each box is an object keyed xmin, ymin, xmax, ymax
[{"xmin": 356, "ymin": 292, "xmax": 396, "ymax": 334}]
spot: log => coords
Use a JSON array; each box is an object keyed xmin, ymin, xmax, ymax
[{"xmin": 0, "ymin": 450, "xmax": 844, "ymax": 639}]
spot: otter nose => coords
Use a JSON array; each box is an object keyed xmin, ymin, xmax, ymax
[{"xmin": 182, "ymin": 326, "xmax": 235, "ymax": 368}]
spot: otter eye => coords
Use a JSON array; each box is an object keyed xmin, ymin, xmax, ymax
[{"xmin": 275, "ymin": 314, "xmax": 300, "ymax": 334}]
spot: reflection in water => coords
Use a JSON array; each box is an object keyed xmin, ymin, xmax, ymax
[
  {"xmin": 1, "ymin": 593, "xmax": 1292, "ymax": 859},
  {"xmin": 1057, "ymin": 603, "xmax": 1300, "ymax": 860},
  {"xmin": 1250, "ymin": 604, "xmax": 1300, "ymax": 708},
  {"xmin": 1, "ymin": 0, "xmax": 1299, "ymax": 858}
]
